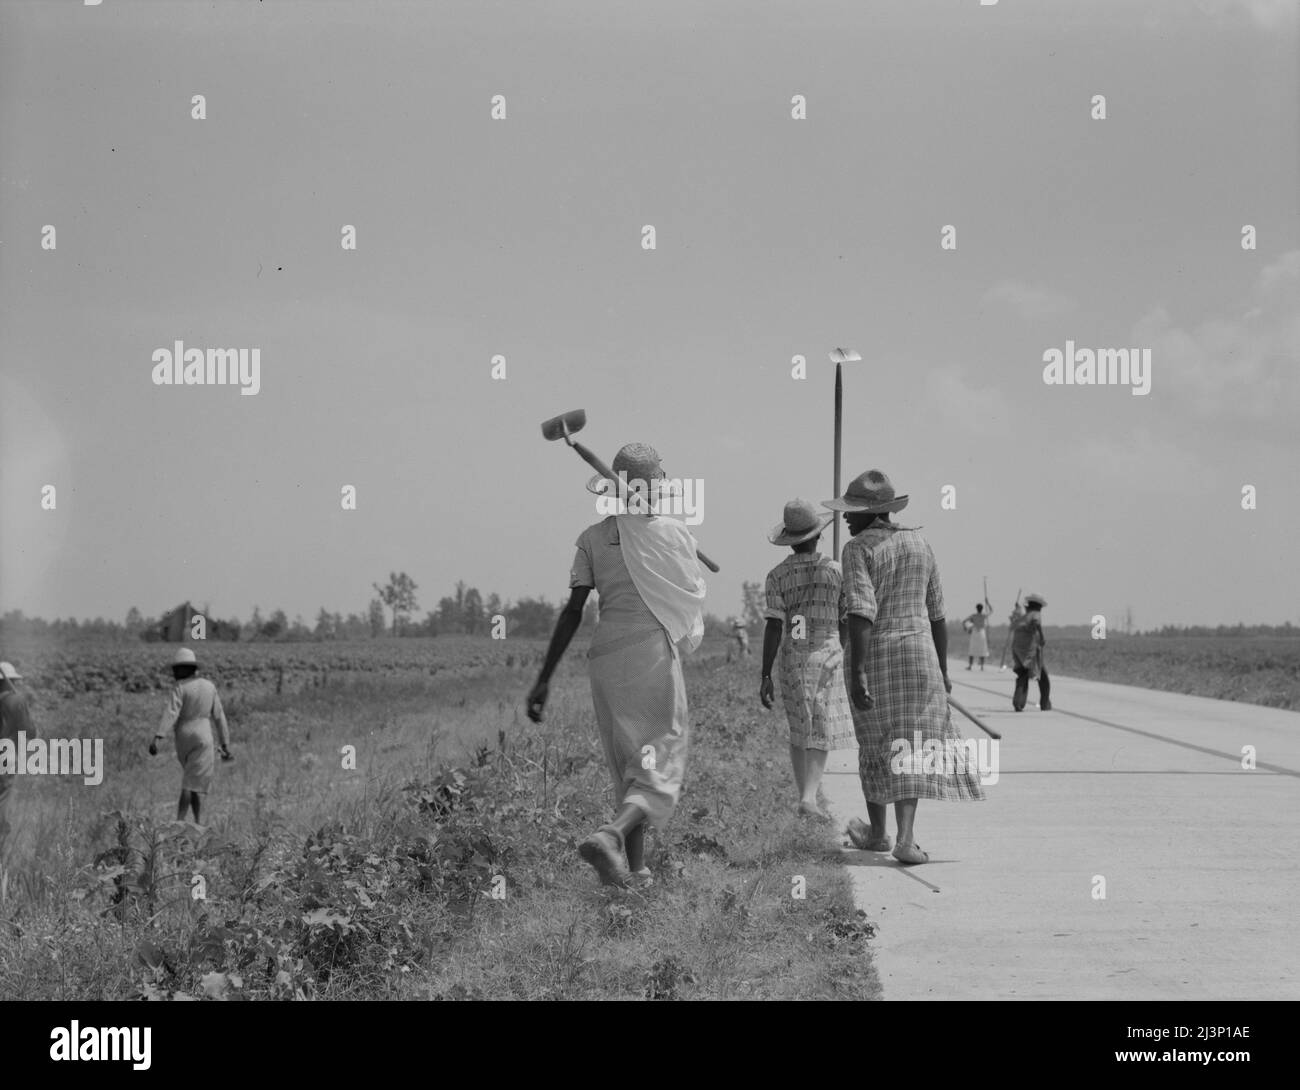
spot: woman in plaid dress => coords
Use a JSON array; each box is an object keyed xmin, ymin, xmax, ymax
[
  {"xmin": 759, "ymin": 500, "xmax": 856, "ymax": 819},
  {"xmin": 826, "ymin": 470, "xmax": 984, "ymax": 865}
]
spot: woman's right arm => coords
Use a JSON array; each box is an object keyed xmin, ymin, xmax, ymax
[{"xmin": 526, "ymin": 586, "xmax": 591, "ymax": 722}]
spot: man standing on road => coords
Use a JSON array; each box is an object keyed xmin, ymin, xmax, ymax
[
  {"xmin": 0, "ymin": 661, "xmax": 36, "ymax": 857},
  {"xmin": 1010, "ymin": 594, "xmax": 1051, "ymax": 712}
]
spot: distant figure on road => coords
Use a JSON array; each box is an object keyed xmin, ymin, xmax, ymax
[
  {"xmin": 964, "ymin": 604, "xmax": 990, "ymax": 670},
  {"xmin": 526, "ymin": 443, "xmax": 706, "ymax": 889},
  {"xmin": 151, "ymin": 648, "xmax": 232, "ymax": 824},
  {"xmin": 826, "ymin": 470, "xmax": 984, "ymax": 866},
  {"xmin": 0, "ymin": 661, "xmax": 36, "ymax": 858},
  {"xmin": 1011, "ymin": 594, "xmax": 1051, "ymax": 712},
  {"xmin": 759, "ymin": 499, "xmax": 856, "ymax": 820}
]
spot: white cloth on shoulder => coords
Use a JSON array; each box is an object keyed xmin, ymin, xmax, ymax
[{"xmin": 616, "ymin": 514, "xmax": 706, "ymax": 652}]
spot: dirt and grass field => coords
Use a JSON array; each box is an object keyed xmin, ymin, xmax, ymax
[
  {"xmin": 5, "ymin": 628, "xmax": 1294, "ymax": 1001},
  {"xmin": 0, "ymin": 636, "xmax": 877, "ymax": 1000}
]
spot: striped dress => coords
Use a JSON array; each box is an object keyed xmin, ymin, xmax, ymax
[
  {"xmin": 763, "ymin": 553, "xmax": 856, "ymax": 751},
  {"xmin": 841, "ymin": 524, "xmax": 984, "ymax": 804},
  {"xmin": 570, "ymin": 515, "xmax": 694, "ymax": 828}
]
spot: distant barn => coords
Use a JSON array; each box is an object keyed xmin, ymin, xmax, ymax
[{"xmin": 158, "ymin": 601, "xmax": 199, "ymax": 642}]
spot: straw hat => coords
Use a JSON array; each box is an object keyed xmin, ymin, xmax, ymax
[
  {"xmin": 1024, "ymin": 593, "xmax": 1047, "ymax": 609},
  {"xmin": 0, "ymin": 661, "xmax": 22, "ymax": 681},
  {"xmin": 823, "ymin": 469, "xmax": 909, "ymax": 513},
  {"xmin": 171, "ymin": 647, "xmax": 197, "ymax": 667},
  {"xmin": 768, "ymin": 498, "xmax": 833, "ymax": 546},
  {"xmin": 586, "ymin": 443, "xmax": 668, "ymax": 500}
]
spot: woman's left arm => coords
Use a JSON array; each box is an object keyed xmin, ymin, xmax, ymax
[
  {"xmin": 526, "ymin": 586, "xmax": 591, "ymax": 722},
  {"xmin": 212, "ymin": 689, "xmax": 232, "ymax": 755}
]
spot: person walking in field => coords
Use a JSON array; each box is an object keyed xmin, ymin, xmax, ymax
[
  {"xmin": 526, "ymin": 443, "xmax": 706, "ymax": 889},
  {"xmin": 1010, "ymin": 594, "xmax": 1051, "ymax": 712},
  {"xmin": 826, "ymin": 470, "xmax": 984, "ymax": 865},
  {"xmin": 730, "ymin": 618, "xmax": 751, "ymax": 661},
  {"xmin": 964, "ymin": 603, "xmax": 990, "ymax": 670},
  {"xmin": 759, "ymin": 499, "xmax": 856, "ymax": 820},
  {"xmin": 150, "ymin": 648, "xmax": 233, "ymax": 824},
  {"xmin": 0, "ymin": 661, "xmax": 36, "ymax": 858}
]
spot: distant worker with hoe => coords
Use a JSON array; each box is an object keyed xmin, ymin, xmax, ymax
[
  {"xmin": 1010, "ymin": 594, "xmax": 1051, "ymax": 712},
  {"xmin": 759, "ymin": 499, "xmax": 856, "ymax": 819},
  {"xmin": 827, "ymin": 471, "xmax": 984, "ymax": 865},
  {"xmin": 527, "ymin": 443, "xmax": 706, "ymax": 889},
  {"xmin": 964, "ymin": 603, "xmax": 990, "ymax": 670},
  {"xmin": 151, "ymin": 647, "xmax": 233, "ymax": 823},
  {"xmin": 0, "ymin": 661, "xmax": 36, "ymax": 858}
]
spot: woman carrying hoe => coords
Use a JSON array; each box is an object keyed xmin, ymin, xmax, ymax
[{"xmin": 526, "ymin": 443, "xmax": 706, "ymax": 889}]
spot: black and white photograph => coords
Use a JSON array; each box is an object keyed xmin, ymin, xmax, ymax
[{"xmin": 0, "ymin": 0, "xmax": 1295, "ymax": 1063}]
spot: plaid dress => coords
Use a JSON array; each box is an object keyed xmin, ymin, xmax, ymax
[
  {"xmin": 764, "ymin": 554, "xmax": 855, "ymax": 751},
  {"xmin": 841, "ymin": 524, "xmax": 984, "ymax": 803}
]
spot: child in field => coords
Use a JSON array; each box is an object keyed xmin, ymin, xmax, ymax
[{"xmin": 759, "ymin": 500, "xmax": 856, "ymax": 820}]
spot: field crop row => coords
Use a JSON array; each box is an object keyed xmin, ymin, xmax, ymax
[{"xmin": 0, "ymin": 636, "xmax": 549, "ymax": 699}]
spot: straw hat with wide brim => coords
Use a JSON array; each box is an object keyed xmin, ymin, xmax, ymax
[
  {"xmin": 1024, "ymin": 594, "xmax": 1047, "ymax": 608},
  {"xmin": 171, "ymin": 647, "xmax": 197, "ymax": 667},
  {"xmin": 768, "ymin": 498, "xmax": 834, "ymax": 546},
  {"xmin": 823, "ymin": 469, "xmax": 910, "ymax": 513},
  {"xmin": 0, "ymin": 661, "xmax": 23, "ymax": 681}
]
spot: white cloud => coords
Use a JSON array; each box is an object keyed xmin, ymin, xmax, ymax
[
  {"xmin": 982, "ymin": 279, "xmax": 1077, "ymax": 321},
  {"xmin": 1078, "ymin": 428, "xmax": 1203, "ymax": 493},
  {"xmin": 1130, "ymin": 249, "xmax": 1300, "ymax": 430},
  {"xmin": 925, "ymin": 365, "xmax": 1010, "ymax": 431},
  {"xmin": 1194, "ymin": 0, "xmax": 1299, "ymax": 29}
]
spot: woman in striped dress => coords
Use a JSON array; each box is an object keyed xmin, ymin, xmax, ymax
[
  {"xmin": 759, "ymin": 499, "xmax": 856, "ymax": 820},
  {"xmin": 826, "ymin": 470, "xmax": 984, "ymax": 865},
  {"xmin": 526, "ymin": 443, "xmax": 706, "ymax": 889}
]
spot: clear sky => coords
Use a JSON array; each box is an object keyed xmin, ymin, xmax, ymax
[{"xmin": 1, "ymin": 0, "xmax": 1296, "ymax": 629}]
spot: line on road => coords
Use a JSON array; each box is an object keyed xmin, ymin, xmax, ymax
[{"xmin": 953, "ymin": 678, "xmax": 1300, "ymax": 779}]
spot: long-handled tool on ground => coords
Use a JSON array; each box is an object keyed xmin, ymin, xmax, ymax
[
  {"xmin": 540, "ymin": 409, "xmax": 720, "ymax": 573},
  {"xmin": 948, "ymin": 694, "xmax": 1001, "ymax": 740},
  {"xmin": 829, "ymin": 347, "xmax": 862, "ymax": 559},
  {"xmin": 998, "ymin": 587, "xmax": 1021, "ymax": 671}
]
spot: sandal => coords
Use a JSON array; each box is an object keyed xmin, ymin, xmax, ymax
[
  {"xmin": 846, "ymin": 817, "xmax": 892, "ymax": 852},
  {"xmin": 578, "ymin": 826, "xmax": 631, "ymax": 887},
  {"xmin": 892, "ymin": 842, "xmax": 930, "ymax": 865}
]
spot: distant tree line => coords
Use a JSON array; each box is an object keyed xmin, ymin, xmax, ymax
[{"xmin": 1142, "ymin": 622, "xmax": 1298, "ymax": 638}]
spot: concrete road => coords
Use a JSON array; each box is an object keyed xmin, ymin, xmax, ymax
[{"xmin": 820, "ymin": 662, "xmax": 1300, "ymax": 999}]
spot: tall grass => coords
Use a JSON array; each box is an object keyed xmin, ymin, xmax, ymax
[{"xmin": 0, "ymin": 644, "xmax": 879, "ymax": 1000}]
